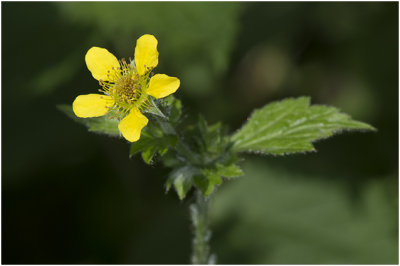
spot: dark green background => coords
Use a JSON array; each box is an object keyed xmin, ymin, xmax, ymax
[{"xmin": 2, "ymin": 2, "xmax": 398, "ymax": 264}]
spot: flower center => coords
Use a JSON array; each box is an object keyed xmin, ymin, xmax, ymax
[
  {"xmin": 99, "ymin": 59, "xmax": 151, "ymax": 119},
  {"xmin": 114, "ymin": 75, "xmax": 140, "ymax": 105}
]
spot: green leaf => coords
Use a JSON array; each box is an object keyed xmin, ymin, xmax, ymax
[
  {"xmin": 167, "ymin": 165, "xmax": 198, "ymax": 200},
  {"xmin": 58, "ymin": 104, "xmax": 120, "ymax": 137},
  {"xmin": 193, "ymin": 175, "xmax": 210, "ymax": 196},
  {"xmin": 129, "ymin": 133, "xmax": 153, "ymax": 156},
  {"xmin": 231, "ymin": 97, "xmax": 375, "ymax": 155},
  {"xmin": 215, "ymin": 163, "xmax": 243, "ymax": 178},
  {"xmin": 194, "ymin": 176, "xmax": 217, "ymax": 197},
  {"xmin": 201, "ymin": 169, "xmax": 222, "ymax": 197},
  {"xmin": 196, "ymin": 163, "xmax": 243, "ymax": 197},
  {"xmin": 130, "ymin": 133, "xmax": 177, "ymax": 164},
  {"xmin": 141, "ymin": 146, "xmax": 157, "ymax": 164}
]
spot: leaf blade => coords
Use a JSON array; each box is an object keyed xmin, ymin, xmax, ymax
[{"xmin": 231, "ymin": 97, "xmax": 375, "ymax": 155}]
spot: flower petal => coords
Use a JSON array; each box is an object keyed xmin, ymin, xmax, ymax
[
  {"xmin": 134, "ymin": 34, "xmax": 159, "ymax": 76},
  {"xmin": 147, "ymin": 74, "xmax": 180, "ymax": 99},
  {"xmin": 85, "ymin": 47, "xmax": 120, "ymax": 82},
  {"xmin": 118, "ymin": 108, "xmax": 149, "ymax": 142},
  {"xmin": 73, "ymin": 94, "xmax": 114, "ymax": 118}
]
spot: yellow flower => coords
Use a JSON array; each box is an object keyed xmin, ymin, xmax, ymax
[{"xmin": 72, "ymin": 34, "xmax": 180, "ymax": 142}]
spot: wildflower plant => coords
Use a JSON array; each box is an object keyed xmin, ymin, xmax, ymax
[{"xmin": 59, "ymin": 34, "xmax": 375, "ymax": 264}]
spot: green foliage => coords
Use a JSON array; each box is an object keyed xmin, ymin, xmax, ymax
[
  {"xmin": 129, "ymin": 128, "xmax": 178, "ymax": 165},
  {"xmin": 164, "ymin": 115, "xmax": 243, "ymax": 199},
  {"xmin": 130, "ymin": 96, "xmax": 182, "ymax": 164},
  {"xmin": 60, "ymin": 94, "xmax": 375, "ymax": 202},
  {"xmin": 60, "ymin": 94, "xmax": 375, "ymax": 201},
  {"xmin": 231, "ymin": 97, "xmax": 375, "ymax": 155},
  {"xmin": 211, "ymin": 159, "xmax": 397, "ymax": 264},
  {"xmin": 166, "ymin": 166, "xmax": 199, "ymax": 200},
  {"xmin": 57, "ymin": 104, "xmax": 120, "ymax": 137}
]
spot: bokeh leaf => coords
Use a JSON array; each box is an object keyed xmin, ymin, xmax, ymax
[
  {"xmin": 58, "ymin": 104, "xmax": 120, "ymax": 137},
  {"xmin": 211, "ymin": 159, "xmax": 397, "ymax": 264}
]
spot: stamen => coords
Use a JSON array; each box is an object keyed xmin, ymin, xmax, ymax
[{"xmin": 96, "ymin": 56, "xmax": 153, "ymax": 120}]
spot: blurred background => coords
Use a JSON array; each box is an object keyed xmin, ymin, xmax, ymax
[{"xmin": 2, "ymin": 2, "xmax": 398, "ymax": 264}]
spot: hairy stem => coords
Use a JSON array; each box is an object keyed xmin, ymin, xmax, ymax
[
  {"xmin": 190, "ymin": 189, "xmax": 215, "ymax": 264},
  {"xmin": 148, "ymin": 100, "xmax": 216, "ymax": 263}
]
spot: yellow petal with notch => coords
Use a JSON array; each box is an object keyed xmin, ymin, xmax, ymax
[
  {"xmin": 73, "ymin": 94, "xmax": 114, "ymax": 118},
  {"xmin": 147, "ymin": 74, "xmax": 180, "ymax": 99},
  {"xmin": 85, "ymin": 47, "xmax": 120, "ymax": 82},
  {"xmin": 118, "ymin": 108, "xmax": 149, "ymax": 142},
  {"xmin": 134, "ymin": 34, "xmax": 159, "ymax": 76}
]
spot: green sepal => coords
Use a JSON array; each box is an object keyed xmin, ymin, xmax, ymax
[
  {"xmin": 146, "ymin": 96, "xmax": 183, "ymax": 125},
  {"xmin": 231, "ymin": 97, "xmax": 375, "ymax": 155}
]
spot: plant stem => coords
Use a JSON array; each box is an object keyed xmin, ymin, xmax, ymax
[
  {"xmin": 190, "ymin": 189, "xmax": 215, "ymax": 264},
  {"xmin": 148, "ymin": 99, "xmax": 215, "ymax": 263}
]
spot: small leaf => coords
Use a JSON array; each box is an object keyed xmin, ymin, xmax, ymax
[
  {"xmin": 167, "ymin": 165, "xmax": 198, "ymax": 200},
  {"xmin": 216, "ymin": 163, "xmax": 243, "ymax": 178},
  {"xmin": 58, "ymin": 104, "xmax": 120, "ymax": 137},
  {"xmin": 174, "ymin": 174, "xmax": 193, "ymax": 200},
  {"xmin": 198, "ymin": 169, "xmax": 223, "ymax": 197},
  {"xmin": 130, "ymin": 133, "xmax": 153, "ymax": 156},
  {"xmin": 129, "ymin": 131, "xmax": 177, "ymax": 164},
  {"xmin": 194, "ymin": 175, "xmax": 217, "ymax": 197},
  {"xmin": 231, "ymin": 97, "xmax": 375, "ymax": 155},
  {"xmin": 193, "ymin": 175, "xmax": 210, "ymax": 196},
  {"xmin": 141, "ymin": 146, "xmax": 157, "ymax": 164}
]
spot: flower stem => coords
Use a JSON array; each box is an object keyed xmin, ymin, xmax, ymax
[
  {"xmin": 190, "ymin": 189, "xmax": 215, "ymax": 264},
  {"xmin": 147, "ymin": 99, "xmax": 215, "ymax": 263}
]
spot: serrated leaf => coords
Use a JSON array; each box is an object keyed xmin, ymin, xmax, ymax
[
  {"xmin": 58, "ymin": 104, "xmax": 120, "ymax": 137},
  {"xmin": 196, "ymin": 164, "xmax": 242, "ymax": 197},
  {"xmin": 167, "ymin": 166, "xmax": 198, "ymax": 200},
  {"xmin": 216, "ymin": 163, "xmax": 243, "ymax": 178},
  {"xmin": 204, "ymin": 172, "xmax": 222, "ymax": 196},
  {"xmin": 231, "ymin": 97, "xmax": 375, "ymax": 155}
]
